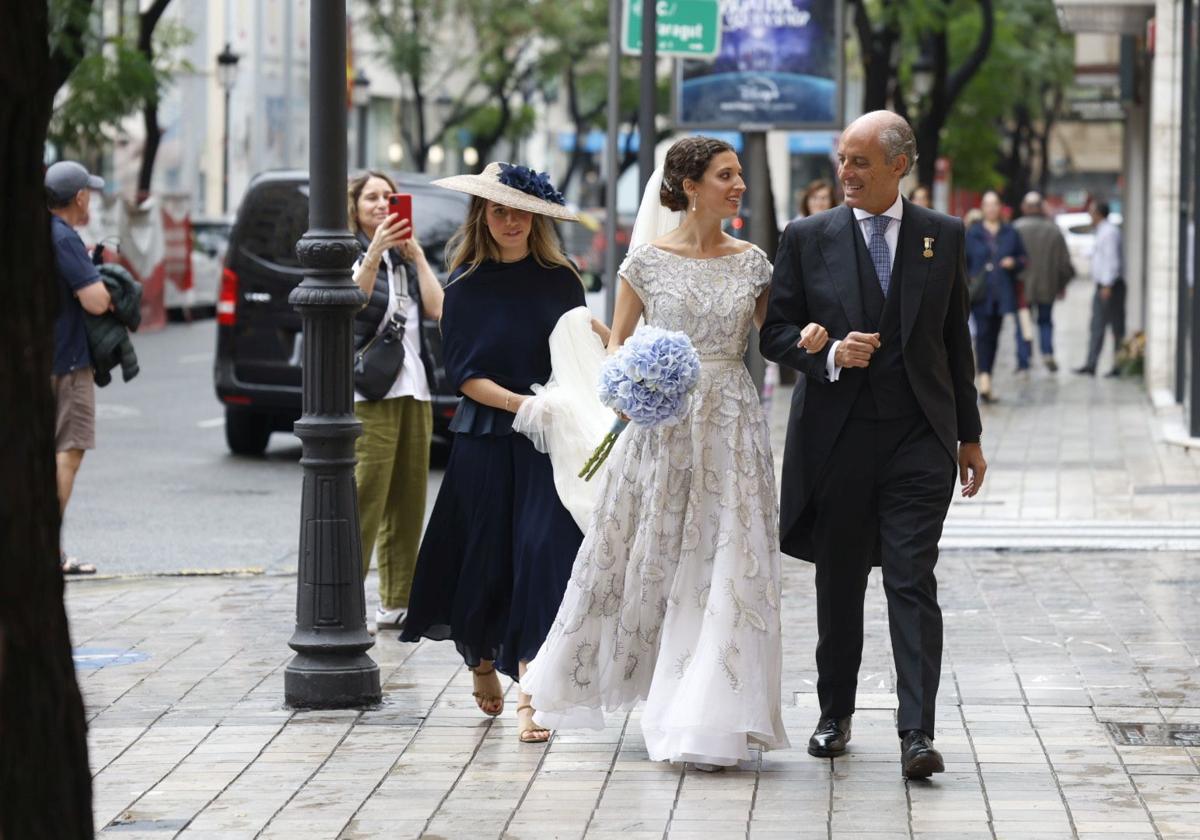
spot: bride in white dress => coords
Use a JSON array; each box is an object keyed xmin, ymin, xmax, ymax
[{"xmin": 522, "ymin": 137, "xmax": 828, "ymax": 767}]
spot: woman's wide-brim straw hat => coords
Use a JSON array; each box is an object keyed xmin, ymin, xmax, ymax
[{"xmin": 433, "ymin": 162, "xmax": 579, "ymax": 222}]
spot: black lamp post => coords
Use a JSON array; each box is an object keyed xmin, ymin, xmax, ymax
[
  {"xmin": 216, "ymin": 43, "xmax": 239, "ymax": 215},
  {"xmin": 910, "ymin": 50, "xmax": 935, "ymax": 102},
  {"xmin": 352, "ymin": 69, "xmax": 370, "ymax": 169},
  {"xmin": 284, "ymin": 0, "xmax": 381, "ymax": 709}
]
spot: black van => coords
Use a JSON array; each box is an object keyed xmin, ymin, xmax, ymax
[{"xmin": 213, "ymin": 170, "xmax": 467, "ymax": 455}]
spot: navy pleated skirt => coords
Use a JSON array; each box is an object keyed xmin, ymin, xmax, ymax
[{"xmin": 400, "ymin": 431, "xmax": 583, "ymax": 680}]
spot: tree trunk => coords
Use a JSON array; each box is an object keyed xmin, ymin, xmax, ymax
[
  {"xmin": 851, "ymin": 0, "xmax": 899, "ymax": 113},
  {"xmin": 0, "ymin": 3, "xmax": 94, "ymax": 838},
  {"xmin": 135, "ymin": 0, "xmax": 173, "ymax": 198},
  {"xmin": 914, "ymin": 0, "xmax": 995, "ymax": 188}
]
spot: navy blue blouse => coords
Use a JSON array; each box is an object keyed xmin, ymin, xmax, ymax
[
  {"xmin": 441, "ymin": 256, "xmax": 585, "ymax": 436},
  {"xmin": 965, "ymin": 221, "xmax": 1027, "ymax": 316}
]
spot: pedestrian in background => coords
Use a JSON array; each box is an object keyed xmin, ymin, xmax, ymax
[
  {"xmin": 966, "ymin": 190, "xmax": 1026, "ymax": 402},
  {"xmin": 347, "ymin": 171, "xmax": 444, "ymax": 633},
  {"xmin": 1013, "ymin": 191, "xmax": 1074, "ymax": 373},
  {"xmin": 1074, "ymin": 198, "xmax": 1125, "ymax": 377},
  {"xmin": 793, "ymin": 178, "xmax": 835, "ymax": 221},
  {"xmin": 909, "ymin": 184, "xmax": 933, "ymax": 208},
  {"xmin": 46, "ymin": 161, "xmax": 111, "ymax": 575},
  {"xmin": 401, "ymin": 162, "xmax": 599, "ymax": 744}
]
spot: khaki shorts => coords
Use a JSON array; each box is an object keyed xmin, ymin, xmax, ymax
[{"xmin": 52, "ymin": 367, "xmax": 96, "ymax": 452}]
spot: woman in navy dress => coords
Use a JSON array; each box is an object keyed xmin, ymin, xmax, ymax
[
  {"xmin": 400, "ymin": 162, "xmax": 608, "ymax": 743},
  {"xmin": 967, "ymin": 190, "xmax": 1027, "ymax": 402}
]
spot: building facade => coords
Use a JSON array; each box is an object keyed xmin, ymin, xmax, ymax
[{"xmin": 1056, "ymin": 0, "xmax": 1200, "ymax": 442}]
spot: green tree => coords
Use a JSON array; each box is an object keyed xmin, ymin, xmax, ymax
[
  {"xmin": 3, "ymin": 4, "xmax": 94, "ymax": 837},
  {"xmin": 850, "ymin": 0, "xmax": 1073, "ymax": 197},
  {"xmin": 943, "ymin": 0, "xmax": 1074, "ymax": 200},
  {"xmin": 48, "ymin": 0, "xmax": 192, "ymax": 196},
  {"xmin": 851, "ymin": 0, "xmax": 996, "ymax": 189},
  {"xmin": 361, "ymin": 0, "xmax": 544, "ymax": 172},
  {"xmin": 532, "ymin": 0, "xmax": 672, "ymax": 197}
]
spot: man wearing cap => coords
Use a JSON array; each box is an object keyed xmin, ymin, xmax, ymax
[{"xmin": 46, "ymin": 160, "xmax": 110, "ymax": 574}]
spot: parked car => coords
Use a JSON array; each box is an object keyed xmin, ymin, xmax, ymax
[
  {"xmin": 558, "ymin": 208, "xmax": 634, "ymax": 319},
  {"xmin": 213, "ymin": 170, "xmax": 467, "ymax": 455},
  {"xmin": 166, "ymin": 217, "xmax": 231, "ymax": 320},
  {"xmin": 1054, "ymin": 210, "xmax": 1123, "ymax": 281}
]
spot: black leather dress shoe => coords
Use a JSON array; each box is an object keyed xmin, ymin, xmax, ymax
[
  {"xmin": 1073, "ymin": 365, "xmax": 1096, "ymax": 376},
  {"xmin": 900, "ymin": 730, "xmax": 945, "ymax": 779},
  {"xmin": 807, "ymin": 716, "xmax": 852, "ymax": 757}
]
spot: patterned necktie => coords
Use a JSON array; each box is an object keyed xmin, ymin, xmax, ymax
[{"xmin": 868, "ymin": 215, "xmax": 892, "ymax": 296}]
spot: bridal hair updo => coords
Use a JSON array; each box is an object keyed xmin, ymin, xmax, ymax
[{"xmin": 659, "ymin": 136, "xmax": 736, "ymax": 211}]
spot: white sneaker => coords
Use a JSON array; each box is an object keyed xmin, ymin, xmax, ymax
[{"xmin": 375, "ymin": 606, "xmax": 407, "ymax": 630}]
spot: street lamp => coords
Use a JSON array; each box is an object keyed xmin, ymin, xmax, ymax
[
  {"xmin": 284, "ymin": 0, "xmax": 381, "ymax": 709},
  {"xmin": 911, "ymin": 50, "xmax": 935, "ymax": 99},
  {"xmin": 216, "ymin": 43, "xmax": 239, "ymax": 215},
  {"xmin": 352, "ymin": 69, "xmax": 370, "ymax": 169}
]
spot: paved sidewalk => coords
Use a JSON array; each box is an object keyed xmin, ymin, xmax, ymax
[
  {"xmin": 73, "ymin": 273, "xmax": 1200, "ymax": 839},
  {"xmin": 74, "ymin": 543, "xmax": 1200, "ymax": 839},
  {"xmin": 765, "ymin": 277, "xmax": 1200, "ymax": 550}
]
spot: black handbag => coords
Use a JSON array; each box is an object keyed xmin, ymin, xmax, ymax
[
  {"xmin": 354, "ymin": 306, "xmax": 407, "ymax": 401},
  {"xmin": 967, "ymin": 269, "xmax": 988, "ymax": 306}
]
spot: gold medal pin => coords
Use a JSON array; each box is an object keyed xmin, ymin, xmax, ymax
[{"xmin": 923, "ymin": 237, "xmax": 934, "ymax": 259}]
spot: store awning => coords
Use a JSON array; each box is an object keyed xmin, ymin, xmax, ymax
[{"xmin": 1054, "ymin": 0, "xmax": 1154, "ymax": 33}]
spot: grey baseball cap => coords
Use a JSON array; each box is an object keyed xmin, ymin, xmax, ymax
[{"xmin": 45, "ymin": 160, "xmax": 105, "ymax": 204}]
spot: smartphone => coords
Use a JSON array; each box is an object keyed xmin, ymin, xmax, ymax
[{"xmin": 388, "ymin": 193, "xmax": 413, "ymax": 239}]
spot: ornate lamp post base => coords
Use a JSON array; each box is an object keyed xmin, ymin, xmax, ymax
[
  {"xmin": 284, "ymin": 652, "xmax": 380, "ymax": 709},
  {"xmin": 283, "ymin": 0, "xmax": 381, "ymax": 710}
]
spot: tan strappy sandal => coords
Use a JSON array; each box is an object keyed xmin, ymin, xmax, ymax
[
  {"xmin": 516, "ymin": 703, "xmax": 551, "ymax": 743},
  {"xmin": 471, "ymin": 665, "xmax": 504, "ymax": 717}
]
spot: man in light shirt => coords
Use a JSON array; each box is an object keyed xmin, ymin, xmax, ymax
[{"xmin": 1074, "ymin": 199, "xmax": 1124, "ymax": 377}]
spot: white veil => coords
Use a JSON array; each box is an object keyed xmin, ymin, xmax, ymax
[
  {"xmin": 512, "ymin": 170, "xmax": 682, "ymax": 528},
  {"xmin": 628, "ymin": 167, "xmax": 683, "ymax": 252}
]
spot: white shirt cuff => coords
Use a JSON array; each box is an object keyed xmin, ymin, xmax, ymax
[{"xmin": 825, "ymin": 340, "xmax": 842, "ymax": 382}]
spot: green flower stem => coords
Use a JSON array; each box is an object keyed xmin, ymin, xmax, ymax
[{"xmin": 579, "ymin": 419, "xmax": 629, "ymax": 482}]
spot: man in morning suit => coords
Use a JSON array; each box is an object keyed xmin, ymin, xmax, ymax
[{"xmin": 760, "ymin": 111, "xmax": 987, "ymax": 779}]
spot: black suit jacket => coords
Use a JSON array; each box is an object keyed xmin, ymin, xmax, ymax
[{"xmin": 760, "ymin": 200, "xmax": 981, "ymax": 560}]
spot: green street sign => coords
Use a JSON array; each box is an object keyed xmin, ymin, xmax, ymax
[{"xmin": 623, "ymin": 0, "xmax": 722, "ymax": 58}]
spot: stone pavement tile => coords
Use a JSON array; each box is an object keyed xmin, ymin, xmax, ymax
[
  {"xmin": 583, "ymin": 832, "xmax": 667, "ymax": 840},
  {"xmin": 503, "ymin": 820, "xmax": 590, "ymax": 839},
  {"xmin": 587, "ymin": 812, "xmax": 671, "ymax": 830},
  {"xmin": 337, "ymin": 820, "xmax": 426, "ymax": 840}
]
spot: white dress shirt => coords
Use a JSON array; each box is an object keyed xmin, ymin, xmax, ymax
[
  {"xmin": 1090, "ymin": 219, "xmax": 1122, "ymax": 286},
  {"xmin": 352, "ymin": 248, "xmax": 431, "ymax": 403},
  {"xmin": 824, "ymin": 192, "xmax": 904, "ymax": 381}
]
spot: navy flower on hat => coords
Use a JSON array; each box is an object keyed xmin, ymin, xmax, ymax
[{"xmin": 497, "ymin": 163, "xmax": 566, "ymax": 206}]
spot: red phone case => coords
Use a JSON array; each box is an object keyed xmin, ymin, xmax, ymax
[{"xmin": 388, "ymin": 193, "xmax": 413, "ymax": 239}]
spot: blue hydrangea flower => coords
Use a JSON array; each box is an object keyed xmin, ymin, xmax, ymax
[
  {"xmin": 497, "ymin": 163, "xmax": 567, "ymax": 206},
  {"xmin": 596, "ymin": 327, "xmax": 701, "ymax": 427}
]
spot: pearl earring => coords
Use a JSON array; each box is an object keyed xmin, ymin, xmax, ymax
[{"xmin": 691, "ymin": 193, "xmax": 697, "ymax": 213}]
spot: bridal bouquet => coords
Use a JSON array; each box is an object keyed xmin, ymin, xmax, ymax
[{"xmin": 578, "ymin": 326, "xmax": 701, "ymax": 481}]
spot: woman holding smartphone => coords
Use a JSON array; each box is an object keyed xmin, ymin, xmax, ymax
[
  {"xmin": 400, "ymin": 162, "xmax": 607, "ymax": 744},
  {"xmin": 347, "ymin": 170, "xmax": 444, "ymax": 633}
]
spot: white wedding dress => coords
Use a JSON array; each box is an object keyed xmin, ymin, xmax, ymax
[{"xmin": 521, "ymin": 242, "xmax": 790, "ymax": 766}]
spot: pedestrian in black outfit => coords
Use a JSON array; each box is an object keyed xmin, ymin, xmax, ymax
[
  {"xmin": 401, "ymin": 162, "xmax": 606, "ymax": 744},
  {"xmin": 761, "ymin": 111, "xmax": 986, "ymax": 780},
  {"xmin": 966, "ymin": 190, "xmax": 1027, "ymax": 401}
]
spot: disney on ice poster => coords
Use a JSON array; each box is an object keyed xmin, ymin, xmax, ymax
[{"xmin": 676, "ymin": 0, "xmax": 843, "ymax": 129}]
